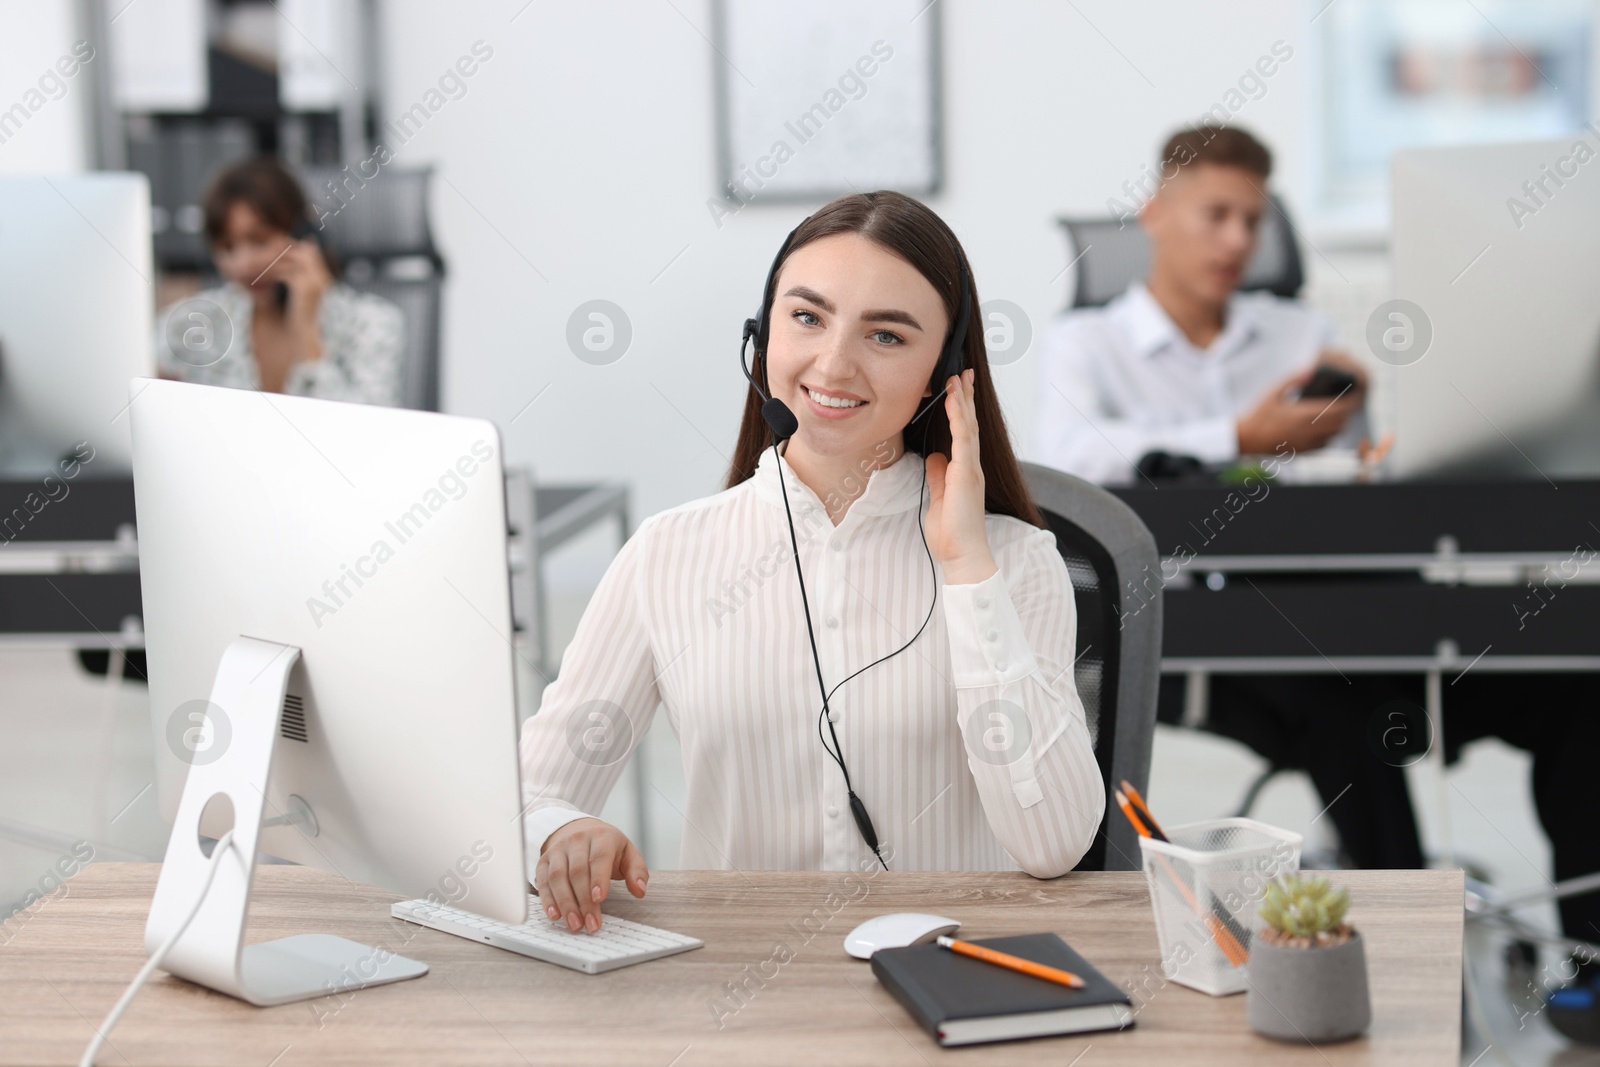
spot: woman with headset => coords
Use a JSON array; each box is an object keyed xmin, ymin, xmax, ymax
[{"xmin": 521, "ymin": 191, "xmax": 1104, "ymax": 933}]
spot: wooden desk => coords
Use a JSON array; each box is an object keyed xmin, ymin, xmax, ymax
[{"xmin": 1, "ymin": 864, "xmax": 1461, "ymax": 1066}]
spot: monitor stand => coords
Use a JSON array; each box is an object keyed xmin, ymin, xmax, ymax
[{"xmin": 144, "ymin": 635, "xmax": 428, "ymax": 1006}]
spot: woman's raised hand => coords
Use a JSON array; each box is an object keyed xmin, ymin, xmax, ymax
[{"xmin": 924, "ymin": 368, "xmax": 997, "ymax": 585}]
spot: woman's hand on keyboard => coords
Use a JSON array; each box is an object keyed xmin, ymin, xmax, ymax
[{"xmin": 535, "ymin": 817, "xmax": 649, "ymax": 933}]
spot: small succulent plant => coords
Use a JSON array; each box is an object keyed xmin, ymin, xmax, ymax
[{"xmin": 1259, "ymin": 874, "xmax": 1350, "ymax": 943}]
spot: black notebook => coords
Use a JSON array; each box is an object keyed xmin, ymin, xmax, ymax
[{"xmin": 870, "ymin": 933, "xmax": 1134, "ymax": 1047}]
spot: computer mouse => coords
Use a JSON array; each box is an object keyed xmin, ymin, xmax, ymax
[{"xmin": 843, "ymin": 913, "xmax": 961, "ymax": 959}]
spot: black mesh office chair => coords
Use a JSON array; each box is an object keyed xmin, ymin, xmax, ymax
[
  {"xmin": 1021, "ymin": 462, "xmax": 1162, "ymax": 872},
  {"xmin": 297, "ymin": 166, "xmax": 447, "ymax": 411},
  {"xmin": 1057, "ymin": 192, "xmax": 1305, "ymax": 309}
]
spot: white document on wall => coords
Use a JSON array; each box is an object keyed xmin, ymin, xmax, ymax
[
  {"xmin": 278, "ymin": 0, "xmax": 364, "ymax": 110},
  {"xmin": 106, "ymin": 0, "xmax": 207, "ymax": 112},
  {"xmin": 715, "ymin": 0, "xmax": 941, "ymax": 201}
]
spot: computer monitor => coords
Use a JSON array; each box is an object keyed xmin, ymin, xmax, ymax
[
  {"xmin": 130, "ymin": 379, "xmax": 527, "ymax": 1005},
  {"xmin": 0, "ymin": 174, "xmax": 153, "ymax": 475},
  {"xmin": 1389, "ymin": 138, "xmax": 1600, "ymax": 479}
]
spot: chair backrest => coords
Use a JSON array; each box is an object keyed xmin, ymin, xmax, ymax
[
  {"xmin": 1020, "ymin": 462, "xmax": 1162, "ymax": 871},
  {"xmin": 297, "ymin": 166, "xmax": 446, "ymax": 411},
  {"xmin": 1057, "ymin": 193, "xmax": 1304, "ymax": 309}
]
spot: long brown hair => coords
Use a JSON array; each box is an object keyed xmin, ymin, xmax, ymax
[{"xmin": 723, "ymin": 190, "xmax": 1043, "ymax": 529}]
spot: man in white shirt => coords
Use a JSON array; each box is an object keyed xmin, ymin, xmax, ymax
[
  {"xmin": 1028, "ymin": 124, "xmax": 1420, "ymax": 878},
  {"xmin": 1032, "ymin": 124, "xmax": 1370, "ymax": 485},
  {"xmin": 1026, "ymin": 126, "xmax": 1600, "ymax": 1037}
]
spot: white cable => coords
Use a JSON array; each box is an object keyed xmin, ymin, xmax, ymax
[
  {"xmin": 1462, "ymin": 944, "xmax": 1520, "ymax": 1067},
  {"xmin": 79, "ymin": 830, "xmax": 238, "ymax": 1067},
  {"xmin": 1475, "ymin": 909, "xmax": 1600, "ymax": 959}
]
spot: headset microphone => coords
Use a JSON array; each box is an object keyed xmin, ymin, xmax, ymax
[
  {"xmin": 740, "ymin": 317, "xmax": 802, "ymax": 441},
  {"xmin": 763, "ymin": 401, "xmax": 799, "ymax": 443},
  {"xmin": 738, "ymin": 211, "xmax": 972, "ymax": 871}
]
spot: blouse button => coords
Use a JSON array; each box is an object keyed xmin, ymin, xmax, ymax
[
  {"xmin": 996, "ymin": 659, "xmax": 1010, "ymax": 671},
  {"xmin": 826, "ymin": 615, "xmax": 839, "ymax": 628},
  {"xmin": 984, "ymin": 628, "xmax": 999, "ymax": 642},
  {"xmin": 827, "ymin": 805, "xmax": 840, "ymax": 819},
  {"xmin": 976, "ymin": 595, "xmax": 991, "ymax": 609},
  {"xmin": 831, "ymin": 540, "xmax": 843, "ymax": 551}
]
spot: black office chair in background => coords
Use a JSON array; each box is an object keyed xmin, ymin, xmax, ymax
[
  {"xmin": 297, "ymin": 166, "xmax": 447, "ymax": 412},
  {"xmin": 1020, "ymin": 463, "xmax": 1161, "ymax": 872},
  {"xmin": 1056, "ymin": 192, "xmax": 1305, "ymax": 310}
]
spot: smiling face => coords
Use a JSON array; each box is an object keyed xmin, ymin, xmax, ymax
[
  {"xmin": 1142, "ymin": 162, "xmax": 1267, "ymax": 308},
  {"xmin": 210, "ymin": 201, "xmax": 295, "ymax": 305},
  {"xmin": 762, "ymin": 232, "xmax": 950, "ymax": 466}
]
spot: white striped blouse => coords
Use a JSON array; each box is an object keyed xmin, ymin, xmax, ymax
[{"xmin": 518, "ymin": 445, "xmax": 1106, "ymax": 878}]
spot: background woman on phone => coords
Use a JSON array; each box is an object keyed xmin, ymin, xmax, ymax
[
  {"xmin": 520, "ymin": 190, "xmax": 1105, "ymax": 934},
  {"xmin": 155, "ymin": 156, "xmax": 403, "ymax": 405}
]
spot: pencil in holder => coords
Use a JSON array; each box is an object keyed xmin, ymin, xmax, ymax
[{"xmin": 1137, "ymin": 817, "xmax": 1302, "ymax": 996}]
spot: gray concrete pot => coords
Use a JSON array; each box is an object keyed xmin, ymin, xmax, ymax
[{"xmin": 1245, "ymin": 930, "xmax": 1371, "ymax": 1043}]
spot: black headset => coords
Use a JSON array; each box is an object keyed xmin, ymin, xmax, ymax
[{"xmin": 736, "ymin": 212, "xmax": 973, "ymax": 870}]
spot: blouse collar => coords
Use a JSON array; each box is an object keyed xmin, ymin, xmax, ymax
[{"xmin": 752, "ymin": 444, "xmax": 927, "ymax": 529}]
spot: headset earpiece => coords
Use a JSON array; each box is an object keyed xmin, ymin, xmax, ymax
[
  {"xmin": 939, "ymin": 253, "xmax": 973, "ymax": 386},
  {"xmin": 909, "ymin": 250, "xmax": 973, "ymax": 423}
]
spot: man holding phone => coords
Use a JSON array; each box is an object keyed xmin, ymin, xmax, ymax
[
  {"xmin": 1031, "ymin": 123, "xmax": 1381, "ymax": 486},
  {"xmin": 1028, "ymin": 123, "xmax": 1421, "ymax": 880},
  {"xmin": 1031, "ymin": 126, "xmax": 1600, "ymax": 1053}
]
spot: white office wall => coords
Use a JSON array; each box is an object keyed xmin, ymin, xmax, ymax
[
  {"xmin": 0, "ymin": 2, "xmax": 95, "ymax": 173},
  {"xmin": 376, "ymin": 0, "xmax": 1327, "ymax": 574},
  {"xmin": 0, "ymin": 0, "xmax": 1354, "ymax": 532}
]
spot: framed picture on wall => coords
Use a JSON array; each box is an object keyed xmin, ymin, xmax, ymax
[{"xmin": 711, "ymin": 0, "xmax": 943, "ymax": 206}]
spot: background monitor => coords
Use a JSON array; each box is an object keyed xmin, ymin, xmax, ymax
[
  {"xmin": 131, "ymin": 379, "xmax": 528, "ymax": 927},
  {"xmin": 0, "ymin": 173, "xmax": 153, "ymax": 475},
  {"xmin": 1389, "ymin": 138, "xmax": 1600, "ymax": 479}
]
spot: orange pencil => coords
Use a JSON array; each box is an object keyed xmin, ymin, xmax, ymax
[
  {"xmin": 1121, "ymin": 784, "xmax": 1251, "ymax": 954},
  {"xmin": 1115, "ymin": 789, "xmax": 1151, "ymax": 838},
  {"xmin": 1114, "ymin": 788, "xmax": 1250, "ymax": 968},
  {"xmin": 1120, "ymin": 779, "xmax": 1168, "ymax": 841},
  {"xmin": 936, "ymin": 936, "xmax": 1086, "ymax": 989}
]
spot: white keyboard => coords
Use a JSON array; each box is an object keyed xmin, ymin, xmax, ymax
[{"xmin": 391, "ymin": 894, "xmax": 703, "ymax": 974}]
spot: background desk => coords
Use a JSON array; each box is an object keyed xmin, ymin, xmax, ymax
[
  {"xmin": 1114, "ymin": 479, "xmax": 1600, "ymax": 852},
  {"xmin": 1111, "ymin": 478, "xmax": 1600, "ymax": 673},
  {"xmin": 1, "ymin": 865, "xmax": 1462, "ymax": 1065},
  {"xmin": 0, "ymin": 475, "xmax": 629, "ymax": 685}
]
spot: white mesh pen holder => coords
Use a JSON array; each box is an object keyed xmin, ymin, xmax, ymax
[{"xmin": 1138, "ymin": 817, "xmax": 1303, "ymax": 996}]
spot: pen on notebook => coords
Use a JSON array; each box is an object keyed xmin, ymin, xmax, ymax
[{"xmin": 935, "ymin": 936, "xmax": 1086, "ymax": 989}]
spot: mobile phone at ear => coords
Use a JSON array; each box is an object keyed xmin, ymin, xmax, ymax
[
  {"xmin": 1299, "ymin": 364, "xmax": 1360, "ymax": 399},
  {"xmin": 274, "ymin": 218, "xmax": 319, "ymax": 312}
]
